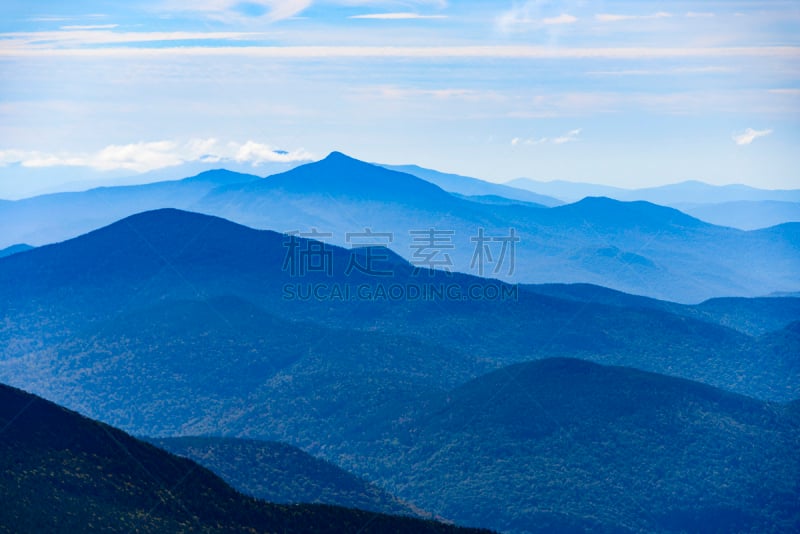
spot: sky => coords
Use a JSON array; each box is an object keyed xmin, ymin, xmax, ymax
[{"xmin": 0, "ymin": 0, "xmax": 798, "ymax": 198}]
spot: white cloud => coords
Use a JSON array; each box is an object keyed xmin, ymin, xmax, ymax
[
  {"xmin": 553, "ymin": 128, "xmax": 582, "ymax": 144},
  {"xmin": 349, "ymin": 13, "xmax": 447, "ymax": 19},
  {"xmin": 732, "ymin": 128, "xmax": 772, "ymax": 145},
  {"xmin": 587, "ymin": 66, "xmax": 735, "ymax": 76},
  {"xmin": 162, "ymin": 0, "xmax": 311, "ymax": 22},
  {"xmin": 512, "ymin": 129, "xmax": 580, "ymax": 146},
  {"xmin": 686, "ymin": 12, "xmax": 714, "ymax": 18},
  {"xmin": 496, "ymin": 1, "xmax": 577, "ymax": 32},
  {"xmin": 511, "ymin": 137, "xmax": 548, "ymax": 146},
  {"xmin": 370, "ymin": 86, "xmax": 491, "ymax": 100},
  {"xmin": 233, "ymin": 141, "xmax": 314, "ymax": 164},
  {"xmin": 595, "ymin": 12, "xmax": 671, "ymax": 22},
  {"xmin": 0, "ymin": 30, "xmax": 264, "ymax": 49},
  {"xmin": 542, "ymin": 14, "xmax": 577, "ymax": 25},
  {"xmin": 60, "ymin": 24, "xmax": 120, "ymax": 30},
  {"xmin": 769, "ymin": 88, "xmax": 800, "ymax": 95},
  {"xmin": 0, "ymin": 139, "xmax": 314, "ymax": 172},
  {"xmin": 90, "ymin": 141, "xmax": 183, "ymax": 171},
  {"xmin": 3, "ymin": 43, "xmax": 797, "ymax": 60}
]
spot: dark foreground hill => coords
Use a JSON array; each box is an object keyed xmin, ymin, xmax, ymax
[
  {"xmin": 149, "ymin": 437, "xmax": 414, "ymax": 516},
  {"xmin": 0, "ymin": 382, "xmax": 489, "ymax": 533}
]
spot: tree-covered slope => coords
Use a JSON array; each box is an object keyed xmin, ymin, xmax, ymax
[
  {"xmin": 0, "ymin": 382, "xmax": 490, "ymax": 533},
  {"xmin": 149, "ymin": 436, "xmax": 414, "ymax": 516}
]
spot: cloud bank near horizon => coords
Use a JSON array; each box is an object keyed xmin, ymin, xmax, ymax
[{"xmin": 0, "ymin": 139, "xmax": 314, "ymax": 173}]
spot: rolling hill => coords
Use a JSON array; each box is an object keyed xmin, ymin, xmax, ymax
[
  {"xmin": 1, "ymin": 209, "xmax": 797, "ymax": 412},
  {"xmin": 149, "ymin": 437, "xmax": 414, "ymax": 516},
  {"xmin": 377, "ymin": 358, "xmax": 800, "ymax": 533}
]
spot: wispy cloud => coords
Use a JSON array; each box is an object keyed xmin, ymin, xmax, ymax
[
  {"xmin": 553, "ymin": 128, "xmax": 582, "ymax": 144},
  {"xmin": 542, "ymin": 14, "xmax": 577, "ymax": 25},
  {"xmin": 60, "ymin": 24, "xmax": 120, "ymax": 30},
  {"xmin": 368, "ymin": 86, "xmax": 495, "ymax": 100},
  {"xmin": 0, "ymin": 139, "xmax": 313, "ymax": 172},
  {"xmin": 349, "ymin": 13, "xmax": 447, "ymax": 20},
  {"xmin": 768, "ymin": 88, "xmax": 800, "ymax": 95},
  {"xmin": 0, "ymin": 30, "xmax": 265, "ymax": 49},
  {"xmin": 686, "ymin": 12, "xmax": 714, "ymax": 18},
  {"xmin": 587, "ymin": 66, "xmax": 735, "ymax": 76},
  {"xmin": 512, "ymin": 129, "xmax": 581, "ymax": 146},
  {"xmin": 2, "ymin": 39, "xmax": 797, "ymax": 59},
  {"xmin": 511, "ymin": 137, "xmax": 548, "ymax": 146},
  {"xmin": 496, "ymin": 1, "xmax": 577, "ymax": 32},
  {"xmin": 732, "ymin": 128, "xmax": 772, "ymax": 145},
  {"xmin": 162, "ymin": 0, "xmax": 312, "ymax": 22},
  {"xmin": 596, "ymin": 12, "xmax": 671, "ymax": 22}
]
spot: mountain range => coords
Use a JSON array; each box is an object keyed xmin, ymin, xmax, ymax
[
  {"xmin": 380, "ymin": 164, "xmax": 563, "ymax": 207},
  {"xmin": 505, "ymin": 177, "xmax": 800, "ymax": 230},
  {"xmin": 506, "ymin": 177, "xmax": 800, "ymax": 205},
  {"xmin": 2, "ymin": 153, "xmax": 799, "ymax": 533},
  {"xmin": 1, "ymin": 207, "xmax": 798, "ymax": 532},
  {"xmin": 379, "ymin": 164, "xmax": 800, "ymax": 230},
  {"xmin": 1, "ymin": 208, "xmax": 797, "ymax": 404},
  {"xmin": 2, "ymin": 152, "xmax": 797, "ymax": 302}
]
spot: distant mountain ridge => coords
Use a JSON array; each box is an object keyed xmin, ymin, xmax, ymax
[
  {"xmin": 0, "ymin": 243, "xmax": 33, "ymax": 258},
  {"xmin": 1, "ymin": 152, "xmax": 798, "ymax": 301},
  {"xmin": 507, "ymin": 177, "xmax": 800, "ymax": 229},
  {"xmin": 381, "ymin": 163, "xmax": 563, "ymax": 206},
  {"xmin": 679, "ymin": 200, "xmax": 800, "ymax": 230},
  {"xmin": 0, "ymin": 168, "xmax": 262, "ymax": 247},
  {"xmin": 507, "ymin": 177, "xmax": 800, "ymax": 204}
]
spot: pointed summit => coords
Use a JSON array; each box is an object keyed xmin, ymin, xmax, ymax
[{"xmin": 247, "ymin": 151, "xmax": 455, "ymax": 205}]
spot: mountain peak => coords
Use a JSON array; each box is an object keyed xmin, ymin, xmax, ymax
[
  {"xmin": 247, "ymin": 152, "xmax": 455, "ymax": 205},
  {"xmin": 324, "ymin": 150, "xmax": 352, "ymax": 161}
]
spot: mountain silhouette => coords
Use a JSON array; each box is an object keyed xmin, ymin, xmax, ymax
[{"xmin": 1, "ymin": 153, "xmax": 798, "ymax": 301}]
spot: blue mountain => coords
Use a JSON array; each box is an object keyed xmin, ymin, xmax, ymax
[
  {"xmin": 1, "ymin": 152, "xmax": 798, "ymax": 301},
  {"xmin": 1, "ymin": 209, "xmax": 797, "ymax": 533},
  {"xmin": 381, "ymin": 163, "xmax": 563, "ymax": 206},
  {"xmin": 0, "ymin": 243, "xmax": 33, "ymax": 258}
]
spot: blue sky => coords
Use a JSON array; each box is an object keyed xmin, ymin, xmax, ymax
[{"xmin": 0, "ymin": 0, "xmax": 798, "ymax": 197}]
